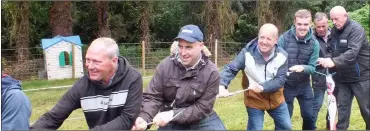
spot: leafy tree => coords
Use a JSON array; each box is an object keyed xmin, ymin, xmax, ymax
[
  {"xmin": 72, "ymin": 1, "xmax": 98, "ymax": 44},
  {"xmin": 349, "ymin": 4, "xmax": 369, "ymax": 39},
  {"xmin": 257, "ymin": 0, "xmax": 287, "ymax": 34},
  {"xmin": 150, "ymin": 1, "xmax": 201, "ymax": 42},
  {"xmin": 29, "ymin": 1, "xmax": 52, "ymax": 48},
  {"xmin": 139, "ymin": 1, "xmax": 151, "ymax": 48},
  {"xmin": 109, "ymin": 1, "xmax": 141, "ymax": 43},
  {"xmin": 232, "ymin": 1, "xmax": 258, "ymax": 43},
  {"xmin": 3, "ymin": 1, "xmax": 31, "ymax": 61}
]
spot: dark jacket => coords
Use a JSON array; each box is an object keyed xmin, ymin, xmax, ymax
[
  {"xmin": 1, "ymin": 74, "xmax": 32, "ymax": 130},
  {"xmin": 330, "ymin": 18, "xmax": 370, "ymax": 82},
  {"xmin": 31, "ymin": 56, "xmax": 143, "ymax": 130},
  {"xmin": 278, "ymin": 25, "xmax": 320, "ymax": 87},
  {"xmin": 220, "ymin": 38, "xmax": 288, "ymax": 110},
  {"xmin": 312, "ymin": 28, "xmax": 334, "ymax": 89},
  {"xmin": 139, "ymin": 53, "xmax": 220, "ymax": 124}
]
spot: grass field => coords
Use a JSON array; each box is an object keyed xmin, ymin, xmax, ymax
[{"xmin": 24, "ymin": 73, "xmax": 366, "ymax": 130}]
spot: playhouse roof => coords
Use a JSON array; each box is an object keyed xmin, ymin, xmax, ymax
[{"xmin": 42, "ymin": 35, "xmax": 83, "ymax": 50}]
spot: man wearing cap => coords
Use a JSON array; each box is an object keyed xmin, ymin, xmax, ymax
[{"xmin": 132, "ymin": 24, "xmax": 226, "ymax": 130}]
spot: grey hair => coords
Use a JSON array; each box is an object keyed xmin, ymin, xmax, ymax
[
  {"xmin": 314, "ymin": 12, "xmax": 328, "ymax": 21},
  {"xmin": 91, "ymin": 37, "xmax": 119, "ymax": 58}
]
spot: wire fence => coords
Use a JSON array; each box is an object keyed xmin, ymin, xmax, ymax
[{"xmin": 1, "ymin": 41, "xmax": 244, "ymax": 80}]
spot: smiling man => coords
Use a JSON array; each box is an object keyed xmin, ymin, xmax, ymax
[
  {"xmin": 218, "ymin": 23, "xmax": 291, "ymax": 130},
  {"xmin": 132, "ymin": 24, "xmax": 226, "ymax": 130},
  {"xmin": 31, "ymin": 37, "xmax": 143, "ymax": 130},
  {"xmin": 277, "ymin": 9, "xmax": 320, "ymax": 130}
]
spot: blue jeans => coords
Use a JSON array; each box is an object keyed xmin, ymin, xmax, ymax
[
  {"xmin": 246, "ymin": 102, "xmax": 292, "ymax": 130},
  {"xmin": 158, "ymin": 111, "xmax": 226, "ymax": 130},
  {"xmin": 312, "ymin": 88, "xmax": 326, "ymax": 129},
  {"xmin": 284, "ymin": 83, "xmax": 315, "ymax": 130}
]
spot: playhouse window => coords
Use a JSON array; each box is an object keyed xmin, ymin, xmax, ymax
[{"xmin": 59, "ymin": 51, "xmax": 72, "ymax": 67}]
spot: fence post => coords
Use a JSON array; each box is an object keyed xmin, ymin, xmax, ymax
[
  {"xmin": 141, "ymin": 41, "xmax": 146, "ymax": 76},
  {"xmin": 215, "ymin": 39, "xmax": 218, "ymax": 67}
]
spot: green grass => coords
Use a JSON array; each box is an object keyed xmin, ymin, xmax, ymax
[
  {"xmin": 22, "ymin": 78, "xmax": 78, "ymax": 90},
  {"xmin": 25, "ymin": 73, "xmax": 366, "ymax": 130},
  {"xmin": 22, "ymin": 74, "xmax": 154, "ymax": 90}
]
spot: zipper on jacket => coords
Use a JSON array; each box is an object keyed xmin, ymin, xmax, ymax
[
  {"xmin": 264, "ymin": 63, "xmax": 272, "ymax": 110},
  {"xmin": 264, "ymin": 64, "xmax": 267, "ymax": 80},
  {"xmin": 355, "ymin": 62, "xmax": 360, "ymax": 77}
]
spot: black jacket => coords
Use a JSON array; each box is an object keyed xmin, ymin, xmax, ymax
[
  {"xmin": 31, "ymin": 56, "xmax": 143, "ymax": 130},
  {"xmin": 330, "ymin": 18, "xmax": 370, "ymax": 83},
  {"xmin": 312, "ymin": 28, "xmax": 334, "ymax": 89}
]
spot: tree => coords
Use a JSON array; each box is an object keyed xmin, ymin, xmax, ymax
[
  {"xmin": 29, "ymin": 1, "xmax": 52, "ymax": 48},
  {"xmin": 50, "ymin": 1, "xmax": 72, "ymax": 37},
  {"xmin": 108, "ymin": 1, "xmax": 141, "ymax": 43},
  {"xmin": 203, "ymin": 1, "xmax": 238, "ymax": 55},
  {"xmin": 139, "ymin": 1, "xmax": 151, "ymax": 48},
  {"xmin": 72, "ymin": 1, "xmax": 98, "ymax": 44},
  {"xmin": 95, "ymin": 1, "xmax": 111, "ymax": 37},
  {"xmin": 257, "ymin": 0, "xmax": 287, "ymax": 34},
  {"xmin": 4, "ymin": 1, "xmax": 31, "ymax": 61},
  {"xmin": 150, "ymin": 1, "xmax": 202, "ymax": 42},
  {"xmin": 349, "ymin": 4, "xmax": 370, "ymax": 40},
  {"xmin": 232, "ymin": 1, "xmax": 258, "ymax": 43}
]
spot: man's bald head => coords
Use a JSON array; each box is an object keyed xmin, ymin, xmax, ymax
[
  {"xmin": 258, "ymin": 23, "xmax": 279, "ymax": 56},
  {"xmin": 330, "ymin": 6, "xmax": 347, "ymax": 15},
  {"xmin": 330, "ymin": 6, "xmax": 348, "ymax": 30},
  {"xmin": 259, "ymin": 23, "xmax": 279, "ymax": 38}
]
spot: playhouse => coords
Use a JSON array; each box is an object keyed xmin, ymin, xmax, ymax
[{"xmin": 41, "ymin": 35, "xmax": 84, "ymax": 80}]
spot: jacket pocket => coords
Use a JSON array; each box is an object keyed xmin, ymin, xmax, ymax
[
  {"xmin": 163, "ymin": 78, "xmax": 179, "ymax": 102},
  {"xmin": 338, "ymin": 39, "xmax": 348, "ymax": 48},
  {"xmin": 312, "ymin": 71, "xmax": 326, "ymax": 88},
  {"xmin": 187, "ymin": 82, "xmax": 204, "ymax": 102}
]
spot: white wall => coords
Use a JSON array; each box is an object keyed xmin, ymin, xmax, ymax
[{"xmin": 44, "ymin": 41, "xmax": 84, "ymax": 80}]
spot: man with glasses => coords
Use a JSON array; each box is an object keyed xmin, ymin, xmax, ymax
[
  {"xmin": 311, "ymin": 12, "xmax": 337, "ymax": 130},
  {"xmin": 31, "ymin": 37, "xmax": 143, "ymax": 130}
]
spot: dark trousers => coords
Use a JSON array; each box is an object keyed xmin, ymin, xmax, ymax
[
  {"xmin": 284, "ymin": 83, "xmax": 315, "ymax": 130},
  {"xmin": 336, "ymin": 79, "xmax": 370, "ymax": 130}
]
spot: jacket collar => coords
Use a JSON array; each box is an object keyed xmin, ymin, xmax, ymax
[{"xmin": 339, "ymin": 18, "xmax": 351, "ymax": 31}]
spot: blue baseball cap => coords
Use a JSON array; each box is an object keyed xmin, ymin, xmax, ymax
[{"xmin": 175, "ymin": 24, "xmax": 203, "ymax": 43}]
